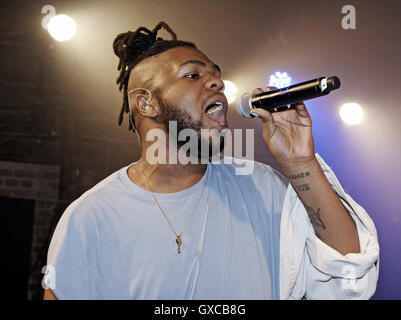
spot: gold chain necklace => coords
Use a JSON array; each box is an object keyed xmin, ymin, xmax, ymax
[{"xmin": 138, "ymin": 163, "xmax": 209, "ymax": 254}]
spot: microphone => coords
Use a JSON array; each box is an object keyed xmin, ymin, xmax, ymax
[{"xmin": 237, "ymin": 76, "xmax": 341, "ymax": 118}]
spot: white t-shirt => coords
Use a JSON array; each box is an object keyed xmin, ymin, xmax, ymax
[
  {"xmin": 48, "ymin": 159, "xmax": 286, "ymax": 299},
  {"xmin": 47, "ymin": 155, "xmax": 380, "ymax": 300}
]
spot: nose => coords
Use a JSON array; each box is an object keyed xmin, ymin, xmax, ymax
[{"xmin": 205, "ymin": 74, "xmax": 225, "ymax": 92}]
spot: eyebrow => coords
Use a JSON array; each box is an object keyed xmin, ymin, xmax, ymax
[{"xmin": 179, "ymin": 60, "xmax": 221, "ymax": 74}]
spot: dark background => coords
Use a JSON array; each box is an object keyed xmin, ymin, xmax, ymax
[{"xmin": 0, "ymin": 0, "xmax": 400, "ymax": 299}]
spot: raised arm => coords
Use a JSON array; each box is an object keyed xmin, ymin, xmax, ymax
[{"xmin": 250, "ymin": 87, "xmax": 360, "ymax": 255}]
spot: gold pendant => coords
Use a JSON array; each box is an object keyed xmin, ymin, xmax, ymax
[{"xmin": 176, "ymin": 235, "xmax": 182, "ymax": 254}]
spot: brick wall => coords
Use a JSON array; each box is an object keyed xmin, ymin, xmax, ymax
[{"xmin": 0, "ymin": 160, "xmax": 60, "ymax": 300}]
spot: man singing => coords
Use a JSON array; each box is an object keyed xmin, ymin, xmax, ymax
[{"xmin": 44, "ymin": 22, "xmax": 379, "ymax": 300}]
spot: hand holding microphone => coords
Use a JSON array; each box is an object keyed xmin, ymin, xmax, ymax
[
  {"xmin": 239, "ymin": 76, "xmax": 341, "ymax": 167},
  {"xmin": 249, "ymin": 86, "xmax": 314, "ymax": 167}
]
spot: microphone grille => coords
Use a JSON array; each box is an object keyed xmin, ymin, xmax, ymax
[{"xmin": 237, "ymin": 92, "xmax": 253, "ymax": 118}]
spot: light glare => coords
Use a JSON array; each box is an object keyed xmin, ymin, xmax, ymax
[
  {"xmin": 269, "ymin": 71, "xmax": 292, "ymax": 88},
  {"xmin": 47, "ymin": 14, "xmax": 76, "ymax": 42},
  {"xmin": 339, "ymin": 103, "xmax": 364, "ymax": 125},
  {"xmin": 223, "ymin": 80, "xmax": 238, "ymax": 104}
]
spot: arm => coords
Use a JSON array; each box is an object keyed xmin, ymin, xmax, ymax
[
  {"xmin": 250, "ymin": 87, "xmax": 360, "ymax": 255},
  {"xmin": 279, "ymin": 154, "xmax": 380, "ymax": 299},
  {"xmin": 280, "ymin": 158, "xmax": 360, "ymax": 255},
  {"xmin": 43, "ymin": 288, "xmax": 58, "ymax": 300}
]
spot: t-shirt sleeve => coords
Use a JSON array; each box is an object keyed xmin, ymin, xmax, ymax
[{"xmin": 46, "ymin": 198, "xmax": 97, "ymax": 299}]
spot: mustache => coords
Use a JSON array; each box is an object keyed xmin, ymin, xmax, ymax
[{"xmin": 202, "ymin": 93, "xmax": 227, "ymax": 109}]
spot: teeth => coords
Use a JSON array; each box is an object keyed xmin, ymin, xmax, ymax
[
  {"xmin": 207, "ymin": 105, "xmax": 223, "ymax": 115},
  {"xmin": 206, "ymin": 101, "xmax": 224, "ymax": 114}
]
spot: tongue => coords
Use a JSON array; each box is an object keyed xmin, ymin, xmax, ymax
[{"xmin": 206, "ymin": 105, "xmax": 225, "ymax": 125}]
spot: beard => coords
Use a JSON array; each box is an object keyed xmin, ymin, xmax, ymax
[{"xmin": 155, "ymin": 91, "xmax": 226, "ymax": 161}]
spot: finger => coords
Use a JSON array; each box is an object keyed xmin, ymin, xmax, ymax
[
  {"xmin": 252, "ymin": 86, "xmax": 278, "ymax": 96},
  {"xmin": 249, "ymin": 108, "xmax": 274, "ymax": 124},
  {"xmin": 251, "ymin": 87, "xmax": 279, "ymax": 118},
  {"xmin": 290, "ymin": 101, "xmax": 309, "ymax": 118},
  {"xmin": 250, "ymin": 89, "xmax": 263, "ymax": 118},
  {"xmin": 252, "ymin": 88, "xmax": 264, "ymax": 95}
]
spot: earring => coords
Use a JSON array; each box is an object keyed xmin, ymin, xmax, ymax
[{"xmin": 144, "ymin": 103, "xmax": 154, "ymax": 110}]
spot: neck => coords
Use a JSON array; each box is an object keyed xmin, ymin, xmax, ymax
[{"xmin": 128, "ymin": 138, "xmax": 208, "ymax": 193}]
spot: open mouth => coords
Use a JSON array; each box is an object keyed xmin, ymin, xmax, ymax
[{"xmin": 205, "ymin": 100, "xmax": 226, "ymax": 128}]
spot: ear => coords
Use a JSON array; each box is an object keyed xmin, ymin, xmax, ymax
[{"xmin": 135, "ymin": 94, "xmax": 158, "ymax": 119}]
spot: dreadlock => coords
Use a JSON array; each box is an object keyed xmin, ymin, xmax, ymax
[{"xmin": 113, "ymin": 21, "xmax": 196, "ymax": 131}]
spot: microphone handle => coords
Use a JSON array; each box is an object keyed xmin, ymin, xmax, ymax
[{"xmin": 251, "ymin": 77, "xmax": 331, "ymax": 110}]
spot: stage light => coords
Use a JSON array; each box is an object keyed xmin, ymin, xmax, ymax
[
  {"xmin": 47, "ymin": 14, "xmax": 76, "ymax": 42},
  {"xmin": 339, "ymin": 103, "xmax": 364, "ymax": 125},
  {"xmin": 268, "ymin": 71, "xmax": 292, "ymax": 88},
  {"xmin": 223, "ymin": 80, "xmax": 238, "ymax": 104}
]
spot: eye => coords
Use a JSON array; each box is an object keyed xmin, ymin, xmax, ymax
[{"xmin": 184, "ymin": 73, "xmax": 200, "ymax": 79}]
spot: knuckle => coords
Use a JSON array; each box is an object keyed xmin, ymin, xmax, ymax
[{"xmin": 252, "ymin": 88, "xmax": 264, "ymax": 94}]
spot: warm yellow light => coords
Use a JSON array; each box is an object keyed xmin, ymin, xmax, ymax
[
  {"xmin": 339, "ymin": 103, "xmax": 364, "ymax": 125},
  {"xmin": 223, "ymin": 80, "xmax": 238, "ymax": 104},
  {"xmin": 47, "ymin": 14, "xmax": 76, "ymax": 42}
]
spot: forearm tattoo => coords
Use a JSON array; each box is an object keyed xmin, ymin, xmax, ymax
[
  {"xmin": 287, "ymin": 170, "xmax": 326, "ymax": 237},
  {"xmin": 296, "ymin": 184, "xmax": 310, "ymax": 192},
  {"xmin": 288, "ymin": 171, "xmax": 311, "ymax": 193},
  {"xmin": 304, "ymin": 203, "xmax": 326, "ymax": 234},
  {"xmin": 288, "ymin": 171, "xmax": 310, "ymax": 180}
]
